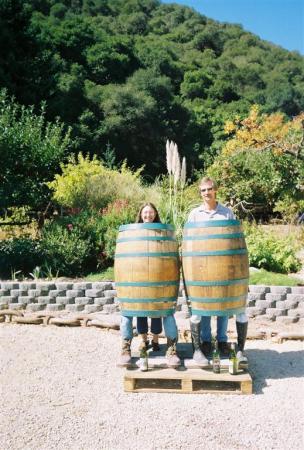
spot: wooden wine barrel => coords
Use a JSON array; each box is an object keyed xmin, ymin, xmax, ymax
[
  {"xmin": 182, "ymin": 219, "xmax": 249, "ymax": 316},
  {"xmin": 114, "ymin": 223, "xmax": 180, "ymax": 317}
]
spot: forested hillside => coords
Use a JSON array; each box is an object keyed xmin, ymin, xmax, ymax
[{"xmin": 1, "ymin": 0, "xmax": 303, "ymax": 175}]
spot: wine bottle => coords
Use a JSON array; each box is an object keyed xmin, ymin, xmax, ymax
[
  {"xmin": 212, "ymin": 342, "xmax": 221, "ymax": 374},
  {"xmin": 228, "ymin": 343, "xmax": 238, "ymax": 375},
  {"xmin": 139, "ymin": 346, "xmax": 148, "ymax": 372}
]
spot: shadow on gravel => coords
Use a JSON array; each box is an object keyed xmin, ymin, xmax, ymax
[{"xmin": 246, "ymin": 348, "xmax": 304, "ymax": 394}]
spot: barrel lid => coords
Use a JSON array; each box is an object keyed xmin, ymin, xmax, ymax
[
  {"xmin": 119, "ymin": 223, "xmax": 174, "ymax": 231},
  {"xmin": 184, "ymin": 219, "xmax": 240, "ymax": 228}
]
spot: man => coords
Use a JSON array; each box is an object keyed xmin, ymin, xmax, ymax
[{"xmin": 187, "ymin": 176, "xmax": 248, "ymax": 365}]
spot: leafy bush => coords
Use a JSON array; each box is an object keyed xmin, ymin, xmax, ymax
[
  {"xmin": 0, "ymin": 238, "xmax": 43, "ymax": 279},
  {"xmin": 274, "ymin": 197, "xmax": 304, "ymax": 224},
  {"xmin": 0, "ymin": 90, "xmax": 71, "ymax": 209},
  {"xmin": 97, "ymin": 200, "xmax": 137, "ymax": 265},
  {"xmin": 244, "ymin": 223, "xmax": 301, "ymax": 273},
  {"xmin": 48, "ymin": 153, "xmax": 146, "ymax": 210},
  {"xmin": 38, "ymin": 201, "xmax": 137, "ymax": 275},
  {"xmin": 40, "ymin": 222, "xmax": 95, "ymax": 277}
]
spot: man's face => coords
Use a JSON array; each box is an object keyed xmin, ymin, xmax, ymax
[{"xmin": 199, "ymin": 181, "xmax": 216, "ymax": 202}]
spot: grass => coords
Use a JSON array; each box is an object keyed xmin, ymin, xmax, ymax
[
  {"xmin": 249, "ymin": 268, "xmax": 302, "ymax": 286},
  {"xmin": 85, "ymin": 266, "xmax": 114, "ymax": 281},
  {"xmin": 84, "ymin": 266, "xmax": 302, "ymax": 286}
]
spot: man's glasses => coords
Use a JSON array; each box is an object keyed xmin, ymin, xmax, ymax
[{"xmin": 200, "ymin": 187, "xmax": 214, "ymax": 192}]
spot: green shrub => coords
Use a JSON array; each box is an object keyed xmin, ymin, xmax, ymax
[
  {"xmin": 244, "ymin": 223, "xmax": 301, "ymax": 273},
  {"xmin": 273, "ymin": 197, "xmax": 304, "ymax": 224},
  {"xmin": 48, "ymin": 153, "xmax": 146, "ymax": 210},
  {"xmin": 97, "ymin": 200, "xmax": 137, "ymax": 265},
  {"xmin": 40, "ymin": 222, "xmax": 95, "ymax": 277},
  {"xmin": 39, "ymin": 201, "xmax": 136, "ymax": 275},
  {"xmin": 0, "ymin": 238, "xmax": 43, "ymax": 278}
]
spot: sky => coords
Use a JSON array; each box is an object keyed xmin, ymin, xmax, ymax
[{"xmin": 162, "ymin": 0, "xmax": 304, "ymax": 54}]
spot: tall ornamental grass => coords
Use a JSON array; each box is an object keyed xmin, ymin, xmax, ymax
[{"xmin": 157, "ymin": 140, "xmax": 199, "ymax": 242}]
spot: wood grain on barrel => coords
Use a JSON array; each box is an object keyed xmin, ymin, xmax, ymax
[
  {"xmin": 114, "ymin": 223, "xmax": 180, "ymax": 317},
  {"xmin": 182, "ymin": 220, "xmax": 249, "ymax": 316}
]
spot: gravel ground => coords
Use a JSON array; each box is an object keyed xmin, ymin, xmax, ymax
[{"xmin": 1, "ymin": 323, "xmax": 304, "ymax": 450}]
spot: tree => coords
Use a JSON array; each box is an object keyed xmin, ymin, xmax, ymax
[
  {"xmin": 0, "ymin": 90, "xmax": 71, "ymax": 210},
  {"xmin": 223, "ymin": 105, "xmax": 304, "ymax": 160},
  {"xmin": 1, "ymin": 0, "xmax": 303, "ymax": 178},
  {"xmin": 208, "ymin": 106, "xmax": 304, "ymax": 220}
]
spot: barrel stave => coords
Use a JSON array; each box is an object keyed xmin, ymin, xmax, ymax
[
  {"xmin": 182, "ymin": 255, "xmax": 249, "ymax": 281},
  {"xmin": 182, "ymin": 220, "xmax": 249, "ymax": 316},
  {"xmin": 114, "ymin": 223, "xmax": 179, "ymax": 317}
]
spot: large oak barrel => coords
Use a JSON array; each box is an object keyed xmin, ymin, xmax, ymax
[
  {"xmin": 182, "ymin": 219, "xmax": 249, "ymax": 316},
  {"xmin": 114, "ymin": 223, "xmax": 180, "ymax": 317}
]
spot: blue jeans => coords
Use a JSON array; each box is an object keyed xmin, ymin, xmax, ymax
[
  {"xmin": 137, "ymin": 317, "xmax": 162, "ymax": 334},
  {"xmin": 200, "ymin": 316, "xmax": 228, "ymax": 342},
  {"xmin": 121, "ymin": 315, "xmax": 178, "ymax": 340},
  {"xmin": 190, "ymin": 314, "xmax": 228, "ymax": 342}
]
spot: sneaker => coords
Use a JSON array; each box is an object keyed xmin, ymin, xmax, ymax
[
  {"xmin": 151, "ymin": 341, "xmax": 160, "ymax": 352},
  {"xmin": 117, "ymin": 352, "xmax": 132, "ymax": 367},
  {"xmin": 218, "ymin": 341, "xmax": 231, "ymax": 357},
  {"xmin": 237, "ymin": 350, "xmax": 248, "ymax": 364},
  {"xmin": 201, "ymin": 341, "xmax": 212, "ymax": 357},
  {"xmin": 193, "ymin": 349, "xmax": 209, "ymax": 367}
]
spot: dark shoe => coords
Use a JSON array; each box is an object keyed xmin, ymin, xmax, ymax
[
  {"xmin": 236, "ymin": 321, "xmax": 248, "ymax": 352},
  {"xmin": 201, "ymin": 341, "xmax": 212, "ymax": 357},
  {"xmin": 218, "ymin": 341, "xmax": 231, "ymax": 357},
  {"xmin": 151, "ymin": 341, "xmax": 160, "ymax": 352}
]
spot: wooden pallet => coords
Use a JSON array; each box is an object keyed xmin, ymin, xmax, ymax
[{"xmin": 124, "ymin": 367, "xmax": 252, "ymax": 395}]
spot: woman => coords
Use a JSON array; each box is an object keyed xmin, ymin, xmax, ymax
[
  {"xmin": 136, "ymin": 203, "xmax": 162, "ymax": 352},
  {"xmin": 118, "ymin": 202, "xmax": 180, "ymax": 368}
]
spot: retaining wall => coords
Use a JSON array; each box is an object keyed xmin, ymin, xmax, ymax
[{"xmin": 0, "ymin": 282, "xmax": 303, "ymax": 322}]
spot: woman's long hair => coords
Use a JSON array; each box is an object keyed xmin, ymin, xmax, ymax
[{"xmin": 136, "ymin": 202, "xmax": 161, "ymax": 223}]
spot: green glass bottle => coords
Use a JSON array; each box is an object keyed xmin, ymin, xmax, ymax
[
  {"xmin": 212, "ymin": 342, "xmax": 221, "ymax": 374},
  {"xmin": 139, "ymin": 346, "xmax": 148, "ymax": 372},
  {"xmin": 228, "ymin": 343, "xmax": 238, "ymax": 375}
]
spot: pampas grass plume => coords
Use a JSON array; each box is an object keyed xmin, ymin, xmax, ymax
[
  {"xmin": 173, "ymin": 143, "xmax": 180, "ymax": 184},
  {"xmin": 181, "ymin": 156, "xmax": 186, "ymax": 186},
  {"xmin": 166, "ymin": 139, "xmax": 173, "ymax": 175}
]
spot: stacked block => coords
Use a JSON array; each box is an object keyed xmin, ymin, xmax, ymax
[
  {"xmin": 0, "ymin": 281, "xmax": 303, "ymax": 321},
  {"xmin": 246, "ymin": 285, "xmax": 304, "ymax": 321}
]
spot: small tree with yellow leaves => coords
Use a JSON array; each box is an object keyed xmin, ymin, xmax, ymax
[{"xmin": 208, "ymin": 106, "xmax": 304, "ymax": 221}]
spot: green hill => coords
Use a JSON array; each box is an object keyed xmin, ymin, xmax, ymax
[{"xmin": 1, "ymin": 0, "xmax": 303, "ymax": 175}]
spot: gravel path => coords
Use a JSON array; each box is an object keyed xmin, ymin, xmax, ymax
[{"xmin": 1, "ymin": 324, "xmax": 304, "ymax": 450}]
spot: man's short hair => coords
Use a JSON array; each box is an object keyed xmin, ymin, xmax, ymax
[{"xmin": 199, "ymin": 177, "xmax": 218, "ymax": 190}]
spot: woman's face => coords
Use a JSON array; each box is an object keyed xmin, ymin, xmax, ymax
[{"xmin": 141, "ymin": 205, "xmax": 156, "ymax": 223}]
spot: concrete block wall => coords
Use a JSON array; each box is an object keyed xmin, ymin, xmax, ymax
[
  {"xmin": 0, "ymin": 282, "xmax": 303, "ymax": 321},
  {"xmin": 0, "ymin": 281, "xmax": 119, "ymax": 314},
  {"xmin": 246, "ymin": 286, "xmax": 304, "ymax": 322}
]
